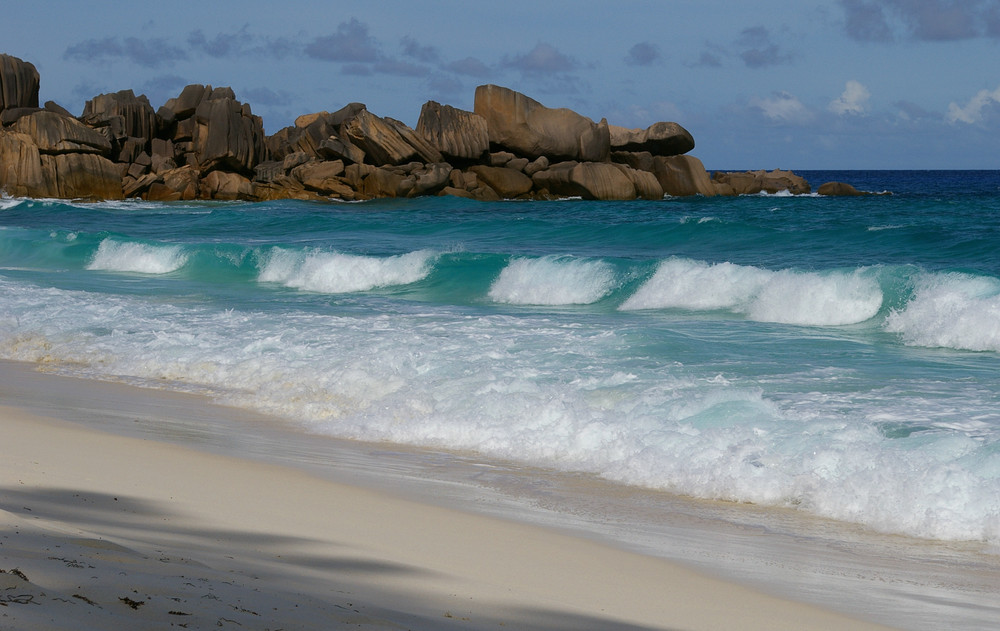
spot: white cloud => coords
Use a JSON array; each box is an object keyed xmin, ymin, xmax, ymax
[
  {"xmin": 829, "ymin": 80, "xmax": 871, "ymax": 115},
  {"xmin": 946, "ymin": 86, "xmax": 1000, "ymax": 124},
  {"xmin": 750, "ymin": 91, "xmax": 812, "ymax": 123}
]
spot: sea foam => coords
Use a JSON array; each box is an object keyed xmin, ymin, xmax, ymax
[
  {"xmin": 258, "ymin": 247, "xmax": 436, "ymax": 293},
  {"xmin": 86, "ymin": 239, "xmax": 188, "ymax": 274},
  {"xmin": 884, "ymin": 272, "xmax": 1000, "ymax": 352},
  {"xmin": 620, "ymin": 258, "xmax": 884, "ymax": 326},
  {"xmin": 488, "ymin": 255, "xmax": 616, "ymax": 305}
]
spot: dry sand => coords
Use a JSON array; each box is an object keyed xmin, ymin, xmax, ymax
[{"xmin": 0, "ymin": 396, "xmax": 899, "ymax": 631}]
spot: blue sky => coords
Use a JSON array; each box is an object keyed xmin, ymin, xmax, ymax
[{"xmin": 5, "ymin": 1, "xmax": 1000, "ymax": 169}]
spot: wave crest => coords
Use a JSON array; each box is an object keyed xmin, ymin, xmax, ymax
[
  {"xmin": 620, "ymin": 258, "xmax": 883, "ymax": 326},
  {"xmin": 488, "ymin": 255, "xmax": 616, "ymax": 305},
  {"xmin": 258, "ymin": 248, "xmax": 436, "ymax": 293}
]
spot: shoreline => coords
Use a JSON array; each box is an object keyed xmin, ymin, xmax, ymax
[
  {"xmin": 3, "ymin": 360, "xmax": 999, "ymax": 628},
  {"xmin": 0, "ymin": 360, "xmax": 906, "ymax": 630}
]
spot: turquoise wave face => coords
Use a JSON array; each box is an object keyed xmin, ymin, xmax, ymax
[{"xmin": 2, "ymin": 172, "xmax": 1000, "ymax": 543}]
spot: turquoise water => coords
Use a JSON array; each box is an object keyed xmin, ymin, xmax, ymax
[{"xmin": 2, "ymin": 170, "xmax": 999, "ymax": 543}]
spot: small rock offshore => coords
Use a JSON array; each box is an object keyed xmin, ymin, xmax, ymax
[{"xmin": 1, "ymin": 53, "xmax": 823, "ymax": 202}]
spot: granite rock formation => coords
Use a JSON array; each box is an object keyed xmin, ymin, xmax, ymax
[{"xmin": 1, "ymin": 52, "xmax": 825, "ymax": 203}]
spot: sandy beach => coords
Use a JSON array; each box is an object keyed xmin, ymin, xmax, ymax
[{"xmin": 0, "ymin": 366, "xmax": 903, "ymax": 631}]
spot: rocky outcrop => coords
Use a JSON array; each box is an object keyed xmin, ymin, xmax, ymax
[
  {"xmin": 0, "ymin": 54, "xmax": 39, "ymax": 113},
  {"xmin": 609, "ymin": 122, "xmax": 695, "ymax": 156},
  {"xmin": 474, "ymin": 84, "xmax": 610, "ymax": 162},
  {"xmin": 712, "ymin": 169, "xmax": 811, "ymax": 195},
  {"xmin": 2, "ymin": 53, "xmax": 833, "ymax": 203}
]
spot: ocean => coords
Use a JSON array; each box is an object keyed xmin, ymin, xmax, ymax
[{"xmin": 2, "ymin": 170, "xmax": 999, "ymax": 552}]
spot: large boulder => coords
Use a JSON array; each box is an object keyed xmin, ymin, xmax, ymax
[
  {"xmin": 13, "ymin": 111, "xmax": 111, "ymax": 154},
  {"xmin": 611, "ymin": 163, "xmax": 663, "ymax": 200},
  {"xmin": 532, "ymin": 161, "xmax": 638, "ymax": 200},
  {"xmin": 473, "ymin": 84, "xmax": 610, "ymax": 162},
  {"xmin": 0, "ymin": 54, "xmax": 39, "ymax": 113},
  {"xmin": 192, "ymin": 92, "xmax": 268, "ymax": 174},
  {"xmin": 38, "ymin": 153, "xmax": 123, "ymax": 199},
  {"xmin": 343, "ymin": 109, "xmax": 422, "ymax": 166},
  {"xmin": 468, "ymin": 165, "xmax": 533, "ymax": 198},
  {"xmin": 200, "ymin": 169, "xmax": 253, "ymax": 200},
  {"xmin": 609, "ymin": 122, "xmax": 694, "ymax": 156},
  {"xmin": 0, "ymin": 131, "xmax": 44, "ymax": 196},
  {"xmin": 383, "ymin": 117, "xmax": 443, "ymax": 164},
  {"xmin": 416, "ymin": 101, "xmax": 489, "ymax": 162},
  {"xmin": 818, "ymin": 181, "xmax": 865, "ymax": 196},
  {"xmin": 652, "ymin": 155, "xmax": 717, "ymax": 197},
  {"xmin": 81, "ymin": 90, "xmax": 158, "ymax": 144}
]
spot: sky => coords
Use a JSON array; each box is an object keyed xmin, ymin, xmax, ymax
[{"xmin": 4, "ymin": 0, "xmax": 1000, "ymax": 169}]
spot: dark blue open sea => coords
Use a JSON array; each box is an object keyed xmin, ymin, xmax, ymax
[{"xmin": 2, "ymin": 170, "xmax": 999, "ymax": 547}]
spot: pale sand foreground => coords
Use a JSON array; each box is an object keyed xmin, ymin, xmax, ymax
[{"xmin": 0, "ymin": 403, "xmax": 896, "ymax": 631}]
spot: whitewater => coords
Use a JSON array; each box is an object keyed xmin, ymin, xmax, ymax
[{"xmin": 1, "ymin": 170, "xmax": 999, "ymax": 546}]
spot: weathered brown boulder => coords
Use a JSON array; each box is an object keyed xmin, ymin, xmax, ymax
[
  {"xmin": 81, "ymin": 90, "xmax": 158, "ymax": 143},
  {"xmin": 0, "ymin": 114, "xmax": 121, "ymax": 199},
  {"xmin": 610, "ymin": 151, "xmax": 656, "ymax": 173},
  {"xmin": 652, "ymin": 155, "xmax": 717, "ymax": 197},
  {"xmin": 13, "ymin": 111, "xmax": 111, "ymax": 155},
  {"xmin": 409, "ymin": 162, "xmax": 453, "ymax": 196},
  {"xmin": 416, "ymin": 101, "xmax": 489, "ymax": 162},
  {"xmin": 712, "ymin": 169, "xmax": 810, "ymax": 195},
  {"xmin": 384, "ymin": 117, "xmax": 443, "ymax": 164},
  {"xmin": 38, "ymin": 153, "xmax": 123, "ymax": 199},
  {"xmin": 317, "ymin": 135, "xmax": 365, "ymax": 164},
  {"xmin": 818, "ymin": 181, "xmax": 865, "ymax": 196},
  {"xmin": 344, "ymin": 110, "xmax": 422, "ymax": 166},
  {"xmin": 0, "ymin": 54, "xmax": 39, "ymax": 113},
  {"xmin": 0, "ymin": 131, "xmax": 43, "ymax": 195},
  {"xmin": 473, "ymin": 85, "xmax": 610, "ymax": 162},
  {"xmin": 360, "ymin": 167, "xmax": 414, "ymax": 198},
  {"xmin": 192, "ymin": 93, "xmax": 268, "ymax": 174},
  {"xmin": 609, "ymin": 122, "xmax": 695, "ymax": 156},
  {"xmin": 468, "ymin": 165, "xmax": 533, "ymax": 198},
  {"xmin": 611, "ymin": 163, "xmax": 663, "ymax": 200},
  {"xmin": 155, "ymin": 165, "xmax": 200, "ymax": 200},
  {"xmin": 531, "ymin": 161, "xmax": 638, "ymax": 200},
  {"xmin": 200, "ymin": 170, "xmax": 253, "ymax": 200},
  {"xmin": 291, "ymin": 160, "xmax": 348, "ymax": 194}
]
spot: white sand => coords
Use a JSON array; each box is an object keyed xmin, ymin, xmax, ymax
[{"xmin": 0, "ymin": 394, "xmax": 898, "ymax": 631}]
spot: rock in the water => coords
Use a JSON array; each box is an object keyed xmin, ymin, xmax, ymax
[
  {"xmin": 0, "ymin": 131, "xmax": 44, "ymax": 195},
  {"xmin": 532, "ymin": 161, "xmax": 638, "ymax": 200},
  {"xmin": 652, "ymin": 155, "xmax": 717, "ymax": 197},
  {"xmin": 818, "ymin": 181, "xmax": 865, "ymax": 196},
  {"xmin": 200, "ymin": 170, "xmax": 253, "ymax": 200},
  {"xmin": 609, "ymin": 122, "xmax": 694, "ymax": 156},
  {"xmin": 474, "ymin": 84, "xmax": 610, "ymax": 162},
  {"xmin": 468, "ymin": 165, "xmax": 533, "ymax": 198},
  {"xmin": 0, "ymin": 54, "xmax": 39, "ymax": 113},
  {"xmin": 416, "ymin": 101, "xmax": 489, "ymax": 162},
  {"xmin": 38, "ymin": 153, "xmax": 123, "ymax": 199},
  {"xmin": 712, "ymin": 169, "xmax": 810, "ymax": 195}
]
